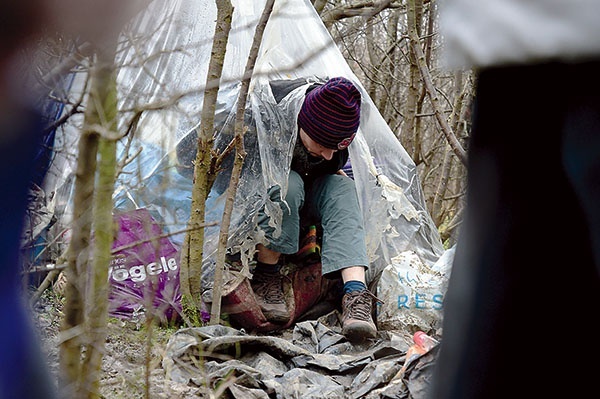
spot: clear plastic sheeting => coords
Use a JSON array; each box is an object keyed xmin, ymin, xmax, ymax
[{"xmin": 43, "ymin": 0, "xmax": 446, "ymax": 309}]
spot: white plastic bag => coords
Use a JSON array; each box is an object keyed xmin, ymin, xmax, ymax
[{"xmin": 377, "ymin": 247, "xmax": 454, "ymax": 332}]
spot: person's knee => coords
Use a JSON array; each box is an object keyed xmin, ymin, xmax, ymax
[
  {"xmin": 285, "ymin": 170, "xmax": 305, "ymax": 208},
  {"xmin": 310, "ymin": 174, "xmax": 361, "ymax": 221},
  {"xmin": 320, "ymin": 174, "xmax": 357, "ymax": 198}
]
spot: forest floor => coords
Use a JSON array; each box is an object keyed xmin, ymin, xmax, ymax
[
  {"xmin": 33, "ymin": 279, "xmax": 437, "ymax": 398},
  {"xmin": 34, "ymin": 288, "xmax": 237, "ymax": 398}
]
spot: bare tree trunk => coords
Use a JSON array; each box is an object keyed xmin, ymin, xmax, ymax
[
  {"xmin": 381, "ymin": 10, "xmax": 400, "ymax": 121},
  {"xmin": 406, "ymin": 0, "xmax": 466, "ymax": 164},
  {"xmin": 404, "ymin": 25, "xmax": 420, "ymax": 158},
  {"xmin": 80, "ymin": 39, "xmax": 119, "ymax": 398},
  {"xmin": 365, "ymin": 16, "xmax": 378, "ymax": 101},
  {"xmin": 440, "ymin": 70, "xmax": 472, "ymax": 244},
  {"xmin": 210, "ymin": 0, "xmax": 275, "ymax": 325},
  {"xmin": 179, "ymin": 0, "xmax": 234, "ymax": 326},
  {"xmin": 432, "ymin": 68, "xmax": 470, "ymax": 224},
  {"xmin": 59, "ymin": 74, "xmax": 98, "ymax": 399},
  {"xmin": 58, "ymin": 30, "xmax": 120, "ymax": 398},
  {"xmin": 431, "ymin": 146, "xmax": 452, "ymax": 225}
]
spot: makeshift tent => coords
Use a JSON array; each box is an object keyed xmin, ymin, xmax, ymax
[{"xmin": 39, "ymin": 0, "xmax": 449, "ymax": 330}]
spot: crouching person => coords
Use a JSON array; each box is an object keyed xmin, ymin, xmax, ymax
[{"xmin": 249, "ymin": 76, "xmax": 379, "ymax": 342}]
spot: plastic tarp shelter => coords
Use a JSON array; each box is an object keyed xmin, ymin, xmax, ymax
[{"xmin": 41, "ymin": 0, "xmax": 448, "ymax": 329}]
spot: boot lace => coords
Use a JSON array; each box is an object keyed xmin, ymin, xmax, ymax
[{"xmin": 343, "ymin": 290, "xmax": 383, "ymax": 321}]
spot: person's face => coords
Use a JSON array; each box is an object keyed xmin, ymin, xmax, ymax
[{"xmin": 299, "ymin": 128, "xmax": 337, "ymax": 161}]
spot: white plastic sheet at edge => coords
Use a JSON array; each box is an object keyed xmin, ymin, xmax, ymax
[
  {"xmin": 44, "ymin": 0, "xmax": 448, "ymax": 312},
  {"xmin": 377, "ymin": 247, "xmax": 455, "ymax": 333}
]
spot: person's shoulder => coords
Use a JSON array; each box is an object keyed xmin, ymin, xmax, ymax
[{"xmin": 269, "ymin": 76, "xmax": 327, "ymax": 103}]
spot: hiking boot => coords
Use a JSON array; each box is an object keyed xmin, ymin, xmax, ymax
[
  {"xmin": 342, "ymin": 289, "xmax": 378, "ymax": 342},
  {"xmin": 251, "ymin": 269, "xmax": 291, "ymax": 324}
]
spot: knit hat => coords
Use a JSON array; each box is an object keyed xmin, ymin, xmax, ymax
[{"xmin": 298, "ymin": 77, "xmax": 361, "ymax": 150}]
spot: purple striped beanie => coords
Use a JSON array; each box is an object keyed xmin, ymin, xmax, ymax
[{"xmin": 298, "ymin": 77, "xmax": 361, "ymax": 150}]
